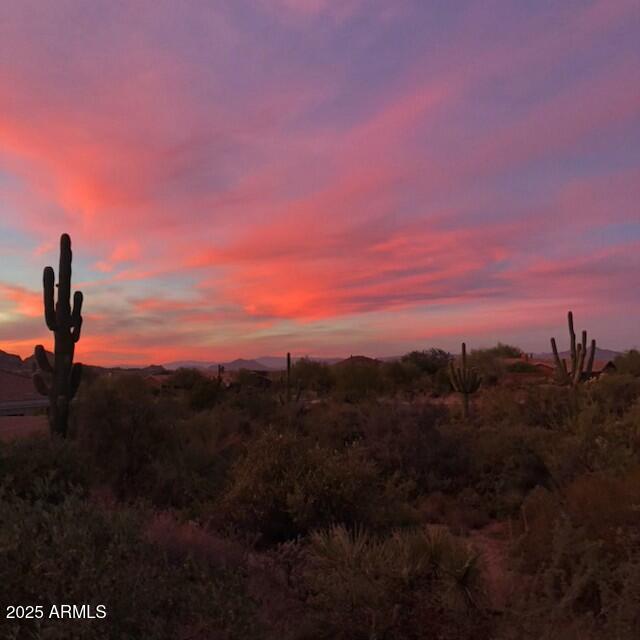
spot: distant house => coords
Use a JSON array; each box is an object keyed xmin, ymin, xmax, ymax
[{"xmin": 525, "ymin": 357, "xmax": 616, "ymax": 381}]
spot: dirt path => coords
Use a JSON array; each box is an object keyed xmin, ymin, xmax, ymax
[{"xmin": 468, "ymin": 520, "xmax": 514, "ymax": 611}]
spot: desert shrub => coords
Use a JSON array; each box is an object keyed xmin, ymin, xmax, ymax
[
  {"xmin": 506, "ymin": 360, "xmax": 538, "ymax": 374},
  {"xmin": 613, "ymin": 349, "xmax": 640, "ymax": 377},
  {"xmin": 227, "ymin": 382, "xmax": 279, "ymax": 422},
  {"xmin": 519, "ymin": 385, "xmax": 583, "ymax": 430},
  {"xmin": 188, "ymin": 375, "xmax": 223, "ymax": 411},
  {"xmin": 333, "ymin": 360, "xmax": 384, "ymax": 401},
  {"xmin": 401, "ymin": 348, "xmax": 452, "ymax": 374},
  {"xmin": 485, "ymin": 343, "xmax": 523, "ymax": 358},
  {"xmin": 74, "ymin": 374, "xmax": 184, "ymax": 499},
  {"xmin": 0, "ymin": 435, "xmax": 91, "ymax": 503},
  {"xmin": 432, "ymin": 364, "xmax": 455, "ymax": 395},
  {"xmin": 479, "ymin": 386, "xmax": 526, "ymax": 426},
  {"xmin": 220, "ymin": 428, "xmax": 414, "ymax": 544},
  {"xmin": 298, "ymin": 400, "xmax": 468, "ymax": 495},
  {"xmin": 355, "ymin": 402, "xmax": 469, "ymax": 493},
  {"xmin": 481, "ymin": 385, "xmax": 587, "ymax": 431},
  {"xmin": 507, "ymin": 475, "xmax": 640, "ymax": 639},
  {"xmin": 464, "ymin": 427, "xmax": 554, "ymax": 517},
  {"xmin": 586, "ymin": 374, "xmax": 640, "ymax": 416},
  {"xmin": 467, "ymin": 348, "xmax": 506, "ymax": 385},
  {"xmin": 170, "ymin": 366, "xmax": 207, "ymax": 389},
  {"xmin": 0, "ymin": 490, "xmax": 260, "ymax": 640},
  {"xmin": 558, "ymin": 399, "xmax": 640, "ymax": 474},
  {"xmin": 291, "ymin": 358, "xmax": 335, "ymax": 394},
  {"xmin": 382, "ymin": 359, "xmax": 423, "ymax": 393},
  {"xmin": 302, "ymin": 524, "xmax": 489, "ymax": 640},
  {"xmin": 147, "ymin": 411, "xmax": 246, "ymax": 513},
  {"xmin": 517, "ymin": 469, "xmax": 640, "ymax": 572},
  {"xmin": 298, "ymin": 401, "xmax": 365, "ymax": 448}
]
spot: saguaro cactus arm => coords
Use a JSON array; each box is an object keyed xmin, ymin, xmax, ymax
[
  {"xmin": 550, "ymin": 337, "xmax": 570, "ymax": 384},
  {"xmin": 43, "ymin": 267, "xmax": 57, "ymax": 331},
  {"xmin": 71, "ymin": 291, "xmax": 83, "ymax": 342},
  {"xmin": 586, "ymin": 339, "xmax": 596, "ymax": 375}
]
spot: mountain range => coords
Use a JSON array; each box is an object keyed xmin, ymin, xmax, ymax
[
  {"xmin": 0, "ymin": 347, "xmax": 627, "ymax": 376},
  {"xmin": 531, "ymin": 348, "xmax": 621, "ymax": 362}
]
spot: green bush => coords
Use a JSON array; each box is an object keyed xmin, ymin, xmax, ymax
[
  {"xmin": 354, "ymin": 402, "xmax": 468, "ymax": 493},
  {"xmin": 74, "ymin": 374, "xmax": 182, "ymax": 499},
  {"xmin": 463, "ymin": 427, "xmax": 554, "ymax": 517},
  {"xmin": 220, "ymin": 428, "xmax": 414, "ymax": 543},
  {"xmin": 509, "ymin": 471, "xmax": 640, "ymax": 639},
  {"xmin": 0, "ymin": 435, "xmax": 91, "ymax": 503},
  {"xmin": 170, "ymin": 366, "xmax": 207, "ymax": 390},
  {"xmin": 506, "ymin": 361, "xmax": 538, "ymax": 374},
  {"xmin": 401, "ymin": 348, "xmax": 452, "ymax": 374},
  {"xmin": 467, "ymin": 348, "xmax": 506, "ymax": 385},
  {"xmin": 519, "ymin": 385, "xmax": 583, "ymax": 430},
  {"xmin": 382, "ymin": 359, "xmax": 423, "ymax": 393},
  {"xmin": 188, "ymin": 375, "xmax": 223, "ymax": 411},
  {"xmin": 147, "ymin": 411, "xmax": 245, "ymax": 513},
  {"xmin": 0, "ymin": 490, "xmax": 259, "ymax": 640},
  {"xmin": 303, "ymin": 524, "xmax": 489, "ymax": 640},
  {"xmin": 480, "ymin": 385, "xmax": 585, "ymax": 431},
  {"xmin": 333, "ymin": 360, "xmax": 384, "ymax": 401},
  {"xmin": 228, "ymin": 381, "xmax": 279, "ymax": 422},
  {"xmin": 614, "ymin": 349, "xmax": 640, "ymax": 377},
  {"xmin": 291, "ymin": 358, "xmax": 335, "ymax": 394},
  {"xmin": 586, "ymin": 374, "xmax": 640, "ymax": 416}
]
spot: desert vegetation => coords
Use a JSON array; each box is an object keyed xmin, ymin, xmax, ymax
[{"xmin": 0, "ymin": 236, "xmax": 639, "ymax": 639}]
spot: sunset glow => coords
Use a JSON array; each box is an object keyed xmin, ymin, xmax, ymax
[{"xmin": 1, "ymin": 1, "xmax": 639, "ymax": 365}]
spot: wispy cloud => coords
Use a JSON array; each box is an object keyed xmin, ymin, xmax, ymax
[{"xmin": 0, "ymin": 0, "xmax": 638, "ymax": 363}]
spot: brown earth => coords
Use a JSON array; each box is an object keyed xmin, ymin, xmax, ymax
[
  {"xmin": 468, "ymin": 520, "xmax": 515, "ymax": 612},
  {"xmin": 0, "ymin": 415, "xmax": 48, "ymax": 442}
]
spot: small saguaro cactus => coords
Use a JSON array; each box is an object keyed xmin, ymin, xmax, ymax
[
  {"xmin": 448, "ymin": 342, "xmax": 481, "ymax": 419},
  {"xmin": 33, "ymin": 233, "xmax": 83, "ymax": 437},
  {"xmin": 550, "ymin": 311, "xmax": 596, "ymax": 387}
]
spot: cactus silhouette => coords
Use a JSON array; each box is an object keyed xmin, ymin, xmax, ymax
[
  {"xmin": 286, "ymin": 352, "xmax": 292, "ymax": 403},
  {"xmin": 550, "ymin": 311, "xmax": 596, "ymax": 386},
  {"xmin": 33, "ymin": 234, "xmax": 83, "ymax": 437},
  {"xmin": 448, "ymin": 342, "xmax": 481, "ymax": 419}
]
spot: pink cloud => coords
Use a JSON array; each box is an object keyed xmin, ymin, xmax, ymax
[{"xmin": 0, "ymin": 1, "xmax": 638, "ymax": 363}]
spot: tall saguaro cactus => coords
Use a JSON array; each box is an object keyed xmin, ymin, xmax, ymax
[
  {"xmin": 286, "ymin": 352, "xmax": 292, "ymax": 403},
  {"xmin": 550, "ymin": 311, "xmax": 596, "ymax": 386},
  {"xmin": 33, "ymin": 234, "xmax": 83, "ymax": 437},
  {"xmin": 448, "ymin": 342, "xmax": 481, "ymax": 419}
]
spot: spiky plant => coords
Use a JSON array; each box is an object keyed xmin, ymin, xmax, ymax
[
  {"xmin": 448, "ymin": 343, "xmax": 481, "ymax": 419},
  {"xmin": 550, "ymin": 311, "xmax": 596, "ymax": 386},
  {"xmin": 33, "ymin": 234, "xmax": 83, "ymax": 437}
]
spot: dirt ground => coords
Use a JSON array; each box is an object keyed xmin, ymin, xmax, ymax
[
  {"xmin": 0, "ymin": 415, "xmax": 48, "ymax": 442},
  {"xmin": 468, "ymin": 520, "xmax": 515, "ymax": 611}
]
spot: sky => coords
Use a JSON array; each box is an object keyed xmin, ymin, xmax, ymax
[{"xmin": 0, "ymin": 0, "xmax": 639, "ymax": 366}]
